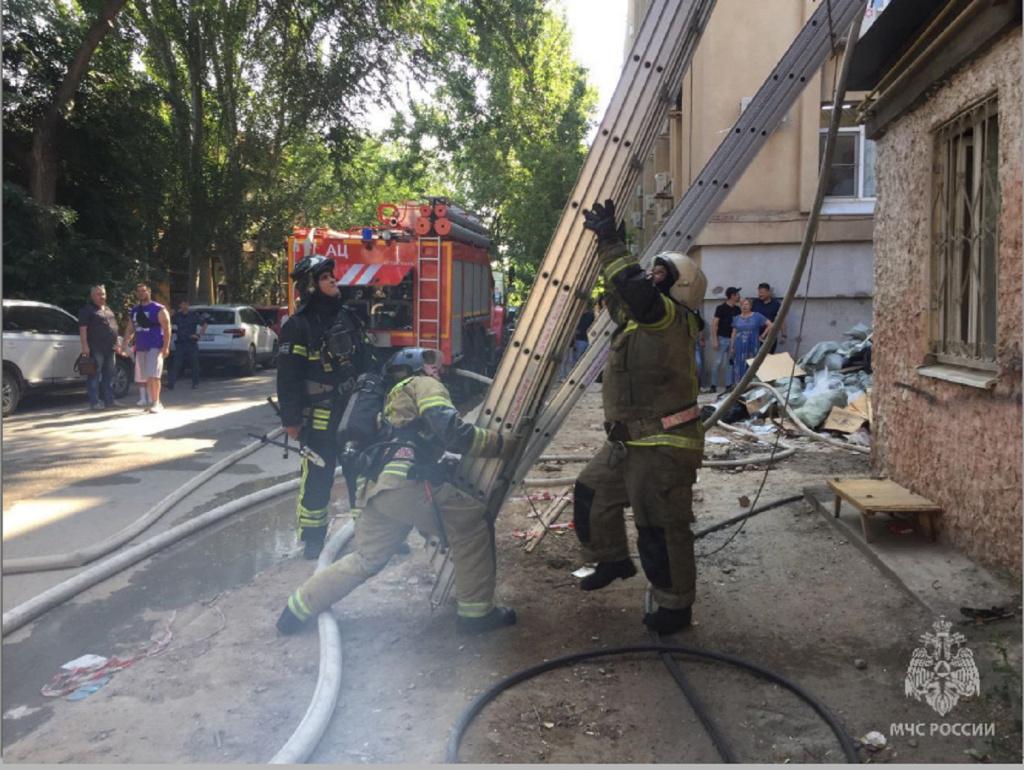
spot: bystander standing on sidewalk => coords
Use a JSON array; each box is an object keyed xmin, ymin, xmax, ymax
[
  {"xmin": 127, "ymin": 283, "xmax": 170, "ymax": 413},
  {"xmin": 77, "ymin": 285, "xmax": 120, "ymax": 410},
  {"xmin": 167, "ymin": 299, "xmax": 208, "ymax": 390}
]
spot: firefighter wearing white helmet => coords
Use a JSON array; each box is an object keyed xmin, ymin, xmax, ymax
[
  {"xmin": 574, "ymin": 199, "xmax": 707, "ymax": 635},
  {"xmin": 277, "ymin": 347, "xmax": 518, "ymax": 636},
  {"xmin": 277, "ymin": 255, "xmax": 373, "ymax": 558}
]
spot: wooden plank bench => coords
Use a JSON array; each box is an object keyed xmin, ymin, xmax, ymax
[{"xmin": 827, "ymin": 478, "xmax": 942, "ymax": 543}]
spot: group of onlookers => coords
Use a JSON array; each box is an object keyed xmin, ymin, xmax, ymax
[
  {"xmin": 77, "ymin": 283, "xmax": 209, "ymax": 412},
  {"xmin": 705, "ymin": 282, "xmax": 784, "ymax": 393}
]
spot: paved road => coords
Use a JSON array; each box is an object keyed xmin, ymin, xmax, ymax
[{"xmin": 1, "ymin": 369, "xmax": 302, "ymax": 611}]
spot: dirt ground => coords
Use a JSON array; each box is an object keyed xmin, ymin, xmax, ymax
[{"xmin": 3, "ymin": 386, "xmax": 1021, "ymax": 764}]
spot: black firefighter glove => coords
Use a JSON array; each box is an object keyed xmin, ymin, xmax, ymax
[{"xmin": 582, "ymin": 199, "xmax": 626, "ymax": 247}]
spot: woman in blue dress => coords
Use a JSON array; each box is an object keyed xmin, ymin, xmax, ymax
[{"xmin": 730, "ymin": 297, "xmax": 773, "ymax": 383}]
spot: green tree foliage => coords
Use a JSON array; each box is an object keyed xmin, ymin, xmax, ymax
[
  {"xmin": 391, "ymin": 0, "xmax": 596, "ymax": 303},
  {"xmin": 2, "ymin": 0, "xmax": 595, "ymax": 311}
]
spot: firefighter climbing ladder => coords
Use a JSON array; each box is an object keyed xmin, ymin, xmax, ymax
[
  {"xmin": 416, "ymin": 236, "xmax": 443, "ymax": 349},
  {"xmin": 455, "ymin": 0, "xmax": 865, "ymax": 517}
]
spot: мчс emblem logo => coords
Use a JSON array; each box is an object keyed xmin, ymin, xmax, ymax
[{"xmin": 904, "ymin": 616, "xmax": 980, "ymax": 716}]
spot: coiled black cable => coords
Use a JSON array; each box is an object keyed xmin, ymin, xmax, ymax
[
  {"xmin": 445, "ymin": 642, "xmax": 860, "ymax": 763},
  {"xmin": 446, "ymin": 494, "xmax": 860, "ymax": 764}
]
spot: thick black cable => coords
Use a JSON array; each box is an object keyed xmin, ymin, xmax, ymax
[
  {"xmin": 695, "ymin": 494, "xmax": 804, "ymax": 544},
  {"xmin": 445, "ymin": 643, "xmax": 860, "ymax": 763},
  {"xmin": 644, "ymin": 590, "xmax": 737, "ymax": 762}
]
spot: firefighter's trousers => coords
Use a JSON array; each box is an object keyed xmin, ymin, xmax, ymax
[
  {"xmin": 296, "ymin": 402, "xmax": 340, "ymax": 535},
  {"xmin": 573, "ymin": 442, "xmax": 698, "ymax": 610},
  {"xmin": 288, "ymin": 482, "xmax": 496, "ymax": 622}
]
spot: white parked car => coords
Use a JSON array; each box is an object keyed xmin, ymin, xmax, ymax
[
  {"xmin": 2, "ymin": 299, "xmax": 133, "ymax": 416},
  {"xmin": 190, "ymin": 305, "xmax": 278, "ymax": 375}
]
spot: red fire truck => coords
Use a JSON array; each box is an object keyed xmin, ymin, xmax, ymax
[{"xmin": 287, "ymin": 199, "xmax": 503, "ymax": 372}]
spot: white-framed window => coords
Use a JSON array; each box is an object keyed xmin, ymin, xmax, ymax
[
  {"xmin": 930, "ymin": 94, "xmax": 999, "ymax": 368},
  {"xmin": 819, "ymin": 103, "xmax": 877, "ymax": 202}
]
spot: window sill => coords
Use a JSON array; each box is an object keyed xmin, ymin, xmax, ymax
[
  {"xmin": 821, "ymin": 199, "xmax": 876, "ymax": 215},
  {"xmin": 917, "ymin": 363, "xmax": 998, "ymax": 390}
]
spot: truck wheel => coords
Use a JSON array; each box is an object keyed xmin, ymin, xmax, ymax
[
  {"xmin": 238, "ymin": 345, "xmax": 256, "ymax": 376},
  {"xmin": 2, "ymin": 368, "xmax": 22, "ymax": 417},
  {"xmin": 113, "ymin": 360, "xmax": 132, "ymax": 398}
]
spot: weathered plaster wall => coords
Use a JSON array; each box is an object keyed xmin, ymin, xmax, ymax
[{"xmin": 872, "ymin": 31, "xmax": 1022, "ymax": 575}]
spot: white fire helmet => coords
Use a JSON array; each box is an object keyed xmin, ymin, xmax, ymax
[{"xmin": 653, "ymin": 251, "xmax": 707, "ymax": 312}]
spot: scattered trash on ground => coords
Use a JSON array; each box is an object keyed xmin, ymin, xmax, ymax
[
  {"xmin": 41, "ymin": 613, "xmax": 176, "ymax": 699},
  {"xmin": 572, "ymin": 566, "xmax": 596, "ymax": 579}
]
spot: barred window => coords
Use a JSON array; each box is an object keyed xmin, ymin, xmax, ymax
[{"xmin": 931, "ymin": 95, "xmax": 999, "ymax": 366}]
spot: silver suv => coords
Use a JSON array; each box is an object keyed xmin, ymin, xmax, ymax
[
  {"xmin": 2, "ymin": 299, "xmax": 133, "ymax": 416},
  {"xmin": 189, "ymin": 305, "xmax": 279, "ymax": 375}
]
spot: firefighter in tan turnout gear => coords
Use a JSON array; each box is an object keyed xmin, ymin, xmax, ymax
[
  {"xmin": 574, "ymin": 199, "xmax": 708, "ymax": 635},
  {"xmin": 277, "ymin": 348, "xmax": 517, "ymax": 636}
]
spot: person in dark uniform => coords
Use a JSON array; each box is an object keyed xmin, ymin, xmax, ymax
[{"xmin": 277, "ymin": 255, "xmax": 373, "ymax": 558}]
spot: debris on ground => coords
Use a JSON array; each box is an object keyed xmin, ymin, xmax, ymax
[
  {"xmin": 859, "ymin": 731, "xmax": 887, "ymax": 751},
  {"xmin": 40, "ymin": 613, "xmax": 175, "ymax": 698}
]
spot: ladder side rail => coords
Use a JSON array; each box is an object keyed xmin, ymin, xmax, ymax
[
  {"xmin": 512, "ymin": 0, "xmax": 864, "ymax": 484},
  {"xmin": 456, "ymin": 0, "xmax": 716, "ymax": 502},
  {"xmin": 465, "ymin": 0, "xmax": 704, "ymax": 445}
]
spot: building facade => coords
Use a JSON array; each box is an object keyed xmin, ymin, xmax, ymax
[
  {"xmin": 624, "ymin": 0, "xmax": 885, "ymax": 370},
  {"xmin": 850, "ymin": 0, "xmax": 1021, "ymax": 574}
]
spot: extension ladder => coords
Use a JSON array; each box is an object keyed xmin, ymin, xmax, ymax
[
  {"xmin": 510, "ymin": 0, "xmax": 866, "ymax": 486},
  {"xmin": 453, "ymin": 0, "xmax": 719, "ymax": 513},
  {"xmin": 456, "ymin": 0, "xmax": 865, "ymax": 521}
]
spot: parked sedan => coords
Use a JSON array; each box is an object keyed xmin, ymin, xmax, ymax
[
  {"xmin": 2, "ymin": 299, "xmax": 133, "ymax": 416},
  {"xmin": 190, "ymin": 305, "xmax": 278, "ymax": 375}
]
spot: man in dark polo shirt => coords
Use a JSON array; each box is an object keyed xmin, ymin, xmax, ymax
[
  {"xmin": 78, "ymin": 284, "xmax": 120, "ymax": 409},
  {"xmin": 752, "ymin": 282, "xmax": 785, "ymax": 353},
  {"xmin": 710, "ymin": 287, "xmax": 741, "ymax": 393},
  {"xmin": 167, "ymin": 299, "xmax": 208, "ymax": 389}
]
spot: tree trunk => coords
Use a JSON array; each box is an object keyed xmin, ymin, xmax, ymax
[{"xmin": 29, "ymin": 0, "xmax": 128, "ymax": 222}]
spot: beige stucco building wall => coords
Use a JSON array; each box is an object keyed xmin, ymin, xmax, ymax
[
  {"xmin": 624, "ymin": 0, "xmax": 875, "ymax": 360},
  {"xmin": 871, "ymin": 30, "xmax": 1022, "ymax": 575}
]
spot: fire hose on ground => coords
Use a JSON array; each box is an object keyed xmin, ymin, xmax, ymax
[{"xmin": 2, "ymin": 427, "xmax": 286, "ymax": 575}]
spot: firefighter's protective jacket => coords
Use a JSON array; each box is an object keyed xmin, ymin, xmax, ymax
[
  {"xmin": 598, "ymin": 240, "xmax": 703, "ymax": 465},
  {"xmin": 369, "ymin": 375, "xmax": 503, "ymax": 495},
  {"xmin": 277, "ymin": 294, "xmax": 370, "ymax": 428}
]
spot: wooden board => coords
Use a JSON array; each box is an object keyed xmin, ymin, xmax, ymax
[
  {"xmin": 823, "ymin": 405, "xmax": 867, "ymax": 434},
  {"xmin": 827, "ymin": 478, "xmax": 942, "ymax": 513},
  {"xmin": 748, "ymin": 352, "xmax": 806, "ymax": 382}
]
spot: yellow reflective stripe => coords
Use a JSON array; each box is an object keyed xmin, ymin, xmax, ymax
[
  {"xmin": 288, "ymin": 591, "xmax": 312, "ymax": 621},
  {"xmin": 626, "ymin": 433, "xmax": 705, "ymax": 451},
  {"xmin": 456, "ymin": 601, "xmax": 494, "ymax": 618},
  {"xmin": 623, "ymin": 321, "xmax": 638, "ymax": 336},
  {"xmin": 380, "ymin": 460, "xmax": 412, "ymax": 479},
  {"xmin": 418, "ymin": 395, "xmax": 453, "ymax": 414},
  {"xmin": 602, "ymin": 255, "xmax": 634, "ymax": 281},
  {"xmin": 313, "ymin": 408, "xmax": 331, "ymax": 418},
  {"xmin": 307, "ymin": 353, "xmax": 320, "ymax": 361},
  {"xmin": 638, "ymin": 296, "xmax": 676, "ymax": 331},
  {"xmin": 290, "ymin": 344, "xmax": 308, "ymax": 357},
  {"xmin": 470, "ymin": 426, "xmax": 486, "ymax": 454}
]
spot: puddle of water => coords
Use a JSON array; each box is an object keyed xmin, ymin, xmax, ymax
[{"xmin": 1, "ymin": 493, "xmax": 299, "ymax": 747}]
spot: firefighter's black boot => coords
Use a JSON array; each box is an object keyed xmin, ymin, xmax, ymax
[
  {"xmin": 579, "ymin": 559, "xmax": 637, "ymax": 591},
  {"xmin": 643, "ymin": 606, "xmax": 692, "ymax": 635},
  {"xmin": 456, "ymin": 607, "xmax": 517, "ymax": 636},
  {"xmin": 301, "ymin": 527, "xmax": 327, "ymax": 560},
  {"xmin": 276, "ymin": 605, "xmax": 308, "ymax": 636}
]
